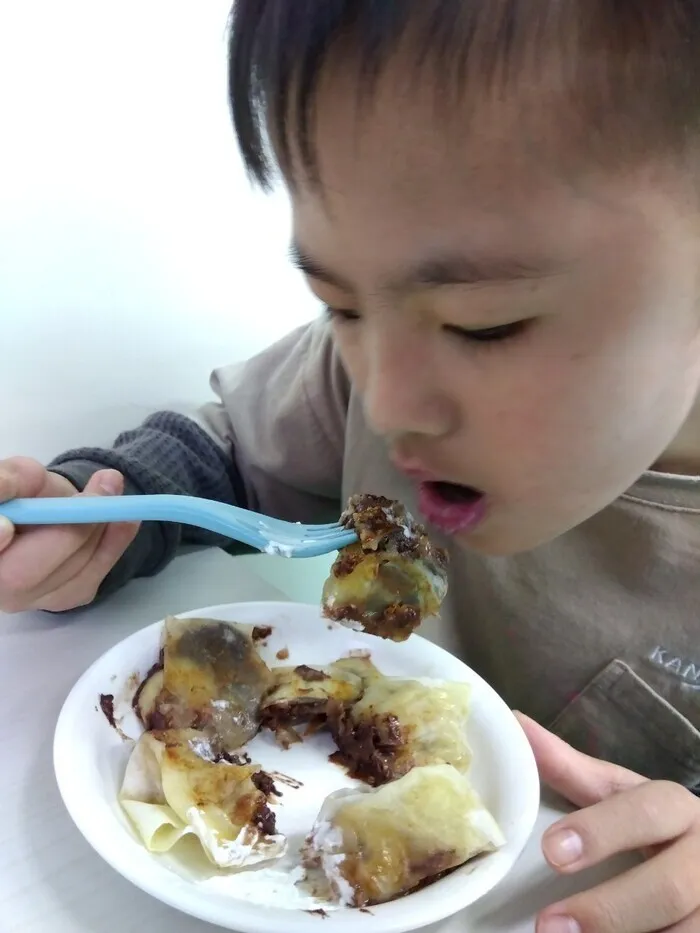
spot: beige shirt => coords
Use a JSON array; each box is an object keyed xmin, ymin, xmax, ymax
[{"xmin": 199, "ymin": 318, "xmax": 700, "ymax": 788}]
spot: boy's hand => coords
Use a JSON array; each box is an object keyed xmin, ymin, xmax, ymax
[
  {"xmin": 516, "ymin": 712, "xmax": 700, "ymax": 933},
  {"xmin": 0, "ymin": 457, "xmax": 140, "ymax": 612}
]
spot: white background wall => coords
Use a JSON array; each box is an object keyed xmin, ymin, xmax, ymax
[
  {"xmin": 0, "ymin": 1, "xmax": 333, "ymax": 601},
  {"xmin": 0, "ymin": 0, "xmax": 320, "ymax": 462}
]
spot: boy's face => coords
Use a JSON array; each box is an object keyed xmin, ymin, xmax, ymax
[{"xmin": 289, "ymin": 66, "xmax": 700, "ymax": 554}]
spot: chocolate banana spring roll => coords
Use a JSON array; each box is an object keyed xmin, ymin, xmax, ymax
[{"xmin": 322, "ymin": 494, "xmax": 448, "ymax": 642}]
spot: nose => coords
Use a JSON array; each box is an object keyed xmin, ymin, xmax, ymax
[{"xmin": 362, "ymin": 324, "xmax": 455, "ymax": 438}]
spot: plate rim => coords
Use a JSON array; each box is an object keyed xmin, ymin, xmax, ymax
[{"xmin": 53, "ymin": 600, "xmax": 541, "ymax": 933}]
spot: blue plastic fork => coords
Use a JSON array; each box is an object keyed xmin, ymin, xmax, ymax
[{"xmin": 0, "ymin": 495, "xmax": 358, "ymax": 558}]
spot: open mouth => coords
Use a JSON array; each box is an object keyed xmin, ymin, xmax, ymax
[
  {"xmin": 426, "ymin": 482, "xmax": 483, "ymax": 504},
  {"xmin": 418, "ymin": 481, "xmax": 487, "ymax": 535}
]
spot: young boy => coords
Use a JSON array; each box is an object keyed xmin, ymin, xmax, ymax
[{"xmin": 2, "ymin": 3, "xmax": 700, "ymax": 930}]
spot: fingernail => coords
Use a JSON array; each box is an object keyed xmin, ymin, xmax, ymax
[
  {"xmin": 543, "ymin": 829, "xmax": 583, "ymax": 867},
  {"xmin": 538, "ymin": 915, "xmax": 581, "ymax": 933},
  {"xmin": 97, "ymin": 472, "xmax": 121, "ymax": 495},
  {"xmin": 0, "ymin": 516, "xmax": 14, "ymax": 540}
]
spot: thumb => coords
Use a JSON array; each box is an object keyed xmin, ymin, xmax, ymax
[
  {"xmin": 514, "ymin": 711, "xmax": 645, "ymax": 808},
  {"xmin": 0, "ymin": 515, "xmax": 15, "ymax": 553},
  {"xmin": 81, "ymin": 469, "xmax": 125, "ymax": 497}
]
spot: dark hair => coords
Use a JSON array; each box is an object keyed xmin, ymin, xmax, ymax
[{"xmin": 228, "ymin": 1, "xmax": 700, "ymax": 189}]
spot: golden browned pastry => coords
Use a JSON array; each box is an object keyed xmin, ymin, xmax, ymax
[
  {"xmin": 302, "ymin": 764, "xmax": 504, "ymax": 907},
  {"xmin": 133, "ymin": 616, "xmax": 272, "ymax": 754},
  {"xmin": 120, "ymin": 728, "xmax": 284, "ymax": 868},
  {"xmin": 328, "ymin": 675, "xmax": 471, "ymax": 785},
  {"xmin": 321, "ymin": 494, "xmax": 448, "ymax": 641}
]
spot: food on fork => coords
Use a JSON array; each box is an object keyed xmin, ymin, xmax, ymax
[
  {"xmin": 120, "ymin": 729, "xmax": 285, "ymax": 868},
  {"xmin": 329, "ymin": 675, "xmax": 472, "ymax": 785},
  {"xmin": 133, "ymin": 616, "xmax": 272, "ymax": 753},
  {"xmin": 322, "ymin": 494, "xmax": 449, "ymax": 641},
  {"xmin": 302, "ymin": 764, "xmax": 504, "ymax": 907}
]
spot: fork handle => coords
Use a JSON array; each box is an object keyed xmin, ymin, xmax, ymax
[
  {"xmin": 0, "ymin": 495, "xmax": 265, "ymax": 550},
  {"xmin": 0, "ymin": 495, "xmax": 199, "ymax": 527},
  {"xmin": 0, "ymin": 494, "xmax": 272, "ymax": 552},
  {"xmin": 0, "ymin": 496, "xmax": 355, "ymax": 558}
]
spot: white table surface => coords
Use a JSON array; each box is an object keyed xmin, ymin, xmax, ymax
[{"xmin": 0, "ymin": 548, "xmax": 637, "ymax": 933}]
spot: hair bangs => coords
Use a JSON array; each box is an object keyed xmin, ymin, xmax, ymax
[{"xmin": 228, "ymin": 0, "xmax": 700, "ymax": 190}]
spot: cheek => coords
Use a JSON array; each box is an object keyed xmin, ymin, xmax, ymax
[
  {"xmin": 459, "ymin": 336, "xmax": 631, "ymax": 485},
  {"xmin": 460, "ymin": 349, "xmax": 588, "ymax": 442},
  {"xmin": 332, "ymin": 326, "xmax": 368, "ymax": 388},
  {"xmin": 465, "ymin": 319, "xmax": 698, "ymax": 500}
]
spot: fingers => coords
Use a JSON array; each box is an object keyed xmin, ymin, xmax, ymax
[
  {"xmin": 0, "ymin": 457, "xmax": 52, "ymax": 500},
  {"xmin": 0, "ymin": 516, "xmax": 14, "ymax": 554},
  {"xmin": 515, "ymin": 712, "xmax": 645, "ymax": 808},
  {"xmin": 0, "ymin": 459, "xmax": 42, "ymax": 553},
  {"xmin": 82, "ymin": 469, "xmax": 124, "ymax": 497},
  {"xmin": 538, "ymin": 779, "xmax": 700, "ymax": 933},
  {"xmin": 537, "ymin": 831, "xmax": 700, "ymax": 933},
  {"xmin": 0, "ymin": 465, "xmax": 137, "ymax": 613},
  {"xmin": 542, "ymin": 781, "xmax": 698, "ymax": 870},
  {"xmin": 0, "ymin": 470, "xmax": 123, "ymax": 591},
  {"xmin": 24, "ymin": 513, "xmax": 138, "ymax": 605},
  {"xmin": 663, "ymin": 906, "xmax": 700, "ymax": 932},
  {"xmin": 0, "ymin": 459, "xmax": 81, "ymax": 555},
  {"xmin": 33, "ymin": 520, "xmax": 140, "ymax": 611}
]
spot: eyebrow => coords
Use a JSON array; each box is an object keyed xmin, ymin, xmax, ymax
[
  {"xmin": 290, "ymin": 243, "xmax": 558, "ymax": 293},
  {"xmin": 290, "ymin": 244, "xmax": 350, "ymax": 288}
]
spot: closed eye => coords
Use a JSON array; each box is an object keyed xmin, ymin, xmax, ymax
[
  {"xmin": 324, "ymin": 306, "xmax": 361, "ymax": 323},
  {"xmin": 444, "ymin": 320, "xmax": 529, "ymax": 343},
  {"xmin": 325, "ymin": 306, "xmax": 529, "ymax": 344}
]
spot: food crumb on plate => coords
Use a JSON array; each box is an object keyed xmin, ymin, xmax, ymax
[
  {"xmin": 276, "ymin": 647, "xmax": 290, "ymax": 661},
  {"xmin": 98, "ymin": 692, "xmax": 131, "ymax": 741},
  {"xmin": 99, "ymin": 693, "xmax": 116, "ymax": 727},
  {"xmin": 125, "ymin": 672, "xmax": 140, "ymax": 692},
  {"xmin": 268, "ymin": 770, "xmax": 304, "ymax": 790}
]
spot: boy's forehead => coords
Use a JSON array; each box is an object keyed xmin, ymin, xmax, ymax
[
  {"xmin": 289, "ymin": 52, "xmax": 599, "ymax": 219},
  {"xmin": 281, "ymin": 29, "xmax": 698, "ymax": 220},
  {"xmin": 289, "ymin": 73, "xmax": 588, "ymax": 265},
  {"xmin": 290, "ymin": 71, "xmax": 695, "ymax": 290}
]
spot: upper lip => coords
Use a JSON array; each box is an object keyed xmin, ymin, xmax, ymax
[
  {"xmin": 390, "ymin": 454, "xmax": 458, "ymax": 484},
  {"xmin": 390, "ymin": 453, "xmax": 483, "ymax": 492},
  {"xmin": 390, "ymin": 455, "xmax": 438, "ymax": 481}
]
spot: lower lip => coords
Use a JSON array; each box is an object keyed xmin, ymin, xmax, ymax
[{"xmin": 417, "ymin": 482, "xmax": 488, "ymax": 535}]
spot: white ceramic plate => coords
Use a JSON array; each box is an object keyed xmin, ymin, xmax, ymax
[{"xmin": 54, "ymin": 602, "xmax": 540, "ymax": 933}]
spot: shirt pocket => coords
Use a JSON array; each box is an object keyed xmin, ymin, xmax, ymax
[{"xmin": 548, "ymin": 659, "xmax": 700, "ymax": 789}]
